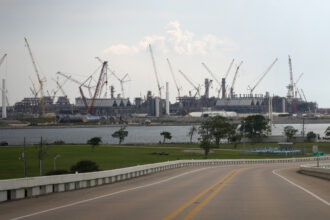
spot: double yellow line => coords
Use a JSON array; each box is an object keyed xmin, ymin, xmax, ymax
[{"xmin": 163, "ymin": 168, "xmax": 243, "ymax": 220}]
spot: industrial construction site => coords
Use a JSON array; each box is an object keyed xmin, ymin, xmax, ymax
[{"xmin": 0, "ymin": 38, "xmax": 324, "ymax": 125}]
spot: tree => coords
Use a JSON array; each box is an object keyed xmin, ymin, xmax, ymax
[
  {"xmin": 187, "ymin": 125, "xmax": 198, "ymax": 144},
  {"xmin": 283, "ymin": 126, "xmax": 298, "ymax": 141},
  {"xmin": 198, "ymin": 122, "xmax": 213, "ymax": 159},
  {"xmin": 112, "ymin": 126, "xmax": 128, "ymax": 144},
  {"xmin": 240, "ymin": 115, "xmax": 270, "ymax": 142},
  {"xmin": 160, "ymin": 131, "xmax": 172, "ymax": 144},
  {"xmin": 306, "ymin": 131, "xmax": 317, "ymax": 142},
  {"xmin": 324, "ymin": 126, "xmax": 330, "ymax": 139},
  {"xmin": 208, "ymin": 116, "xmax": 234, "ymax": 147},
  {"xmin": 87, "ymin": 137, "xmax": 102, "ymax": 151}
]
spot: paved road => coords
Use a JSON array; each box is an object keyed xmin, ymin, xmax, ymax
[{"xmin": 0, "ymin": 163, "xmax": 329, "ymax": 220}]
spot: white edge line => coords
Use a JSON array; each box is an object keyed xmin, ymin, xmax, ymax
[
  {"xmin": 272, "ymin": 168, "xmax": 330, "ymax": 206},
  {"xmin": 11, "ymin": 167, "xmax": 210, "ymax": 220}
]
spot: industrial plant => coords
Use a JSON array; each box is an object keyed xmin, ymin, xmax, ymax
[{"xmin": 0, "ymin": 39, "xmax": 319, "ymax": 123}]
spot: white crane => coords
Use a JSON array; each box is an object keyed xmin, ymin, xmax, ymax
[
  {"xmin": 24, "ymin": 37, "xmax": 46, "ymax": 117},
  {"xmin": 149, "ymin": 44, "xmax": 162, "ymax": 98},
  {"xmin": 178, "ymin": 70, "xmax": 201, "ymax": 97},
  {"xmin": 287, "ymin": 55, "xmax": 295, "ymax": 99},
  {"xmin": 248, "ymin": 58, "xmax": 278, "ymax": 95},
  {"xmin": 56, "ymin": 72, "xmax": 93, "ymax": 98},
  {"xmin": 167, "ymin": 58, "xmax": 182, "ymax": 98},
  {"xmin": 201, "ymin": 62, "xmax": 221, "ymax": 98},
  {"xmin": 230, "ymin": 61, "xmax": 243, "ymax": 98},
  {"xmin": 223, "ymin": 59, "xmax": 235, "ymax": 98},
  {"xmin": 0, "ymin": 54, "xmax": 7, "ymax": 67},
  {"xmin": 294, "ymin": 73, "xmax": 303, "ymax": 98}
]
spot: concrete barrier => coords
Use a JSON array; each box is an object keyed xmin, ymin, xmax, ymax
[
  {"xmin": 299, "ymin": 163, "xmax": 330, "ymax": 180},
  {"xmin": 0, "ymin": 156, "xmax": 329, "ymax": 202}
]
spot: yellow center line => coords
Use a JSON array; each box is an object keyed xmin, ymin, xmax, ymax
[
  {"xmin": 183, "ymin": 169, "xmax": 242, "ymax": 220},
  {"xmin": 163, "ymin": 168, "xmax": 240, "ymax": 220}
]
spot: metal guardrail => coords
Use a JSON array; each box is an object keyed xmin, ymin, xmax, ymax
[{"xmin": 1, "ymin": 156, "xmax": 329, "ymax": 202}]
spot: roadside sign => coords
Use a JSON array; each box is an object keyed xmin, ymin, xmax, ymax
[{"xmin": 312, "ymin": 145, "xmax": 318, "ymax": 153}]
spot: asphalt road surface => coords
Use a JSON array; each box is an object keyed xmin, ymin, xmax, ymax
[{"xmin": 1, "ymin": 163, "xmax": 329, "ymax": 220}]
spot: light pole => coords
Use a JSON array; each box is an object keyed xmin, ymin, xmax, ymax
[{"xmin": 53, "ymin": 154, "xmax": 61, "ymax": 170}]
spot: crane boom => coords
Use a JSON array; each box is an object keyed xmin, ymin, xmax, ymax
[
  {"xmin": 149, "ymin": 44, "xmax": 162, "ymax": 98},
  {"xmin": 178, "ymin": 70, "xmax": 200, "ymax": 96},
  {"xmin": 56, "ymin": 80, "xmax": 74, "ymax": 114},
  {"xmin": 288, "ymin": 55, "xmax": 294, "ymax": 98},
  {"xmin": 0, "ymin": 54, "xmax": 7, "ymax": 67},
  {"xmin": 225, "ymin": 59, "xmax": 235, "ymax": 79},
  {"xmin": 24, "ymin": 37, "xmax": 45, "ymax": 116},
  {"xmin": 88, "ymin": 61, "xmax": 107, "ymax": 113},
  {"xmin": 230, "ymin": 61, "xmax": 243, "ymax": 98},
  {"xmin": 201, "ymin": 62, "xmax": 221, "ymax": 98},
  {"xmin": 248, "ymin": 58, "xmax": 278, "ymax": 95},
  {"xmin": 167, "ymin": 58, "xmax": 181, "ymax": 97}
]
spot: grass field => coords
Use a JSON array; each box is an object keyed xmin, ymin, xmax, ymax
[{"xmin": 0, "ymin": 142, "xmax": 329, "ymax": 180}]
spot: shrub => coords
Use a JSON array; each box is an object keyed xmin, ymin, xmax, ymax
[
  {"xmin": 306, "ymin": 131, "xmax": 317, "ymax": 142},
  {"xmin": 45, "ymin": 169, "xmax": 69, "ymax": 176},
  {"xmin": 70, "ymin": 160, "xmax": 100, "ymax": 173}
]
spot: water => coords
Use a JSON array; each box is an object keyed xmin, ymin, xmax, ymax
[{"xmin": 1, "ymin": 124, "xmax": 329, "ymax": 145}]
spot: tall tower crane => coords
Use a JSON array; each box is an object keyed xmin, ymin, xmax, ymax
[
  {"xmin": 230, "ymin": 61, "xmax": 243, "ymax": 98},
  {"xmin": 201, "ymin": 62, "xmax": 221, "ymax": 97},
  {"xmin": 248, "ymin": 58, "xmax": 278, "ymax": 95},
  {"xmin": 24, "ymin": 37, "xmax": 46, "ymax": 117},
  {"xmin": 95, "ymin": 57, "xmax": 130, "ymax": 98},
  {"xmin": 287, "ymin": 55, "xmax": 295, "ymax": 99},
  {"xmin": 79, "ymin": 62, "xmax": 108, "ymax": 114},
  {"xmin": 223, "ymin": 59, "xmax": 235, "ymax": 98},
  {"xmin": 178, "ymin": 70, "xmax": 201, "ymax": 97},
  {"xmin": 149, "ymin": 44, "xmax": 162, "ymax": 98},
  {"xmin": 167, "ymin": 58, "xmax": 182, "ymax": 98}
]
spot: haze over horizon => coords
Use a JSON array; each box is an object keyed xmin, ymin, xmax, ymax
[{"xmin": 1, "ymin": 0, "xmax": 330, "ymax": 107}]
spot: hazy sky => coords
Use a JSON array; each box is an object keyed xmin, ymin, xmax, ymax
[{"xmin": 1, "ymin": 0, "xmax": 330, "ymax": 107}]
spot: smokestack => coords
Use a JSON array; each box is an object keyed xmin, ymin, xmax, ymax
[
  {"xmin": 166, "ymin": 82, "xmax": 169, "ymax": 115},
  {"xmin": 204, "ymin": 79, "xmax": 209, "ymax": 99},
  {"xmin": 221, "ymin": 78, "xmax": 226, "ymax": 99},
  {"xmin": 2, "ymin": 79, "xmax": 6, "ymax": 119},
  {"xmin": 155, "ymin": 97, "xmax": 160, "ymax": 117}
]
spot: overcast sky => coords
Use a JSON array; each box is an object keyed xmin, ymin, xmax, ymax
[{"xmin": 1, "ymin": 0, "xmax": 330, "ymax": 107}]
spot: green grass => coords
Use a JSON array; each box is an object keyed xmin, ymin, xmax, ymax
[{"xmin": 0, "ymin": 142, "xmax": 329, "ymax": 180}]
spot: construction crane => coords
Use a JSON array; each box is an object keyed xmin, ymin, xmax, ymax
[
  {"xmin": 248, "ymin": 58, "xmax": 278, "ymax": 95},
  {"xmin": 301, "ymin": 89, "xmax": 312, "ymax": 114},
  {"xmin": 79, "ymin": 62, "xmax": 108, "ymax": 114},
  {"xmin": 0, "ymin": 54, "xmax": 7, "ymax": 67},
  {"xmin": 201, "ymin": 62, "xmax": 221, "ymax": 97},
  {"xmin": 24, "ymin": 37, "xmax": 46, "ymax": 117},
  {"xmin": 294, "ymin": 73, "xmax": 303, "ymax": 98},
  {"xmin": 55, "ymin": 80, "xmax": 74, "ymax": 114},
  {"xmin": 56, "ymin": 72, "xmax": 93, "ymax": 97},
  {"xmin": 230, "ymin": 61, "xmax": 243, "ymax": 98},
  {"xmin": 95, "ymin": 57, "xmax": 130, "ymax": 98},
  {"xmin": 149, "ymin": 44, "xmax": 162, "ymax": 98},
  {"xmin": 287, "ymin": 55, "xmax": 295, "ymax": 99},
  {"xmin": 167, "ymin": 58, "xmax": 182, "ymax": 98},
  {"xmin": 223, "ymin": 59, "xmax": 235, "ymax": 97},
  {"xmin": 178, "ymin": 70, "xmax": 201, "ymax": 97}
]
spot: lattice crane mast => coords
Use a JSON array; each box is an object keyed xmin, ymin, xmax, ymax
[
  {"xmin": 56, "ymin": 72, "xmax": 93, "ymax": 98},
  {"xmin": 95, "ymin": 57, "xmax": 130, "ymax": 98},
  {"xmin": 287, "ymin": 55, "xmax": 295, "ymax": 99},
  {"xmin": 24, "ymin": 37, "xmax": 46, "ymax": 117},
  {"xmin": 201, "ymin": 62, "xmax": 221, "ymax": 97},
  {"xmin": 224, "ymin": 59, "xmax": 235, "ymax": 96},
  {"xmin": 167, "ymin": 58, "xmax": 182, "ymax": 98},
  {"xmin": 230, "ymin": 61, "xmax": 243, "ymax": 98},
  {"xmin": 178, "ymin": 70, "xmax": 201, "ymax": 97},
  {"xmin": 149, "ymin": 44, "xmax": 162, "ymax": 98},
  {"xmin": 248, "ymin": 58, "xmax": 278, "ymax": 95}
]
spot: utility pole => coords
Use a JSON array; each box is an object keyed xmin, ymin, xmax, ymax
[
  {"xmin": 23, "ymin": 137, "xmax": 27, "ymax": 177},
  {"xmin": 38, "ymin": 137, "xmax": 43, "ymax": 176}
]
